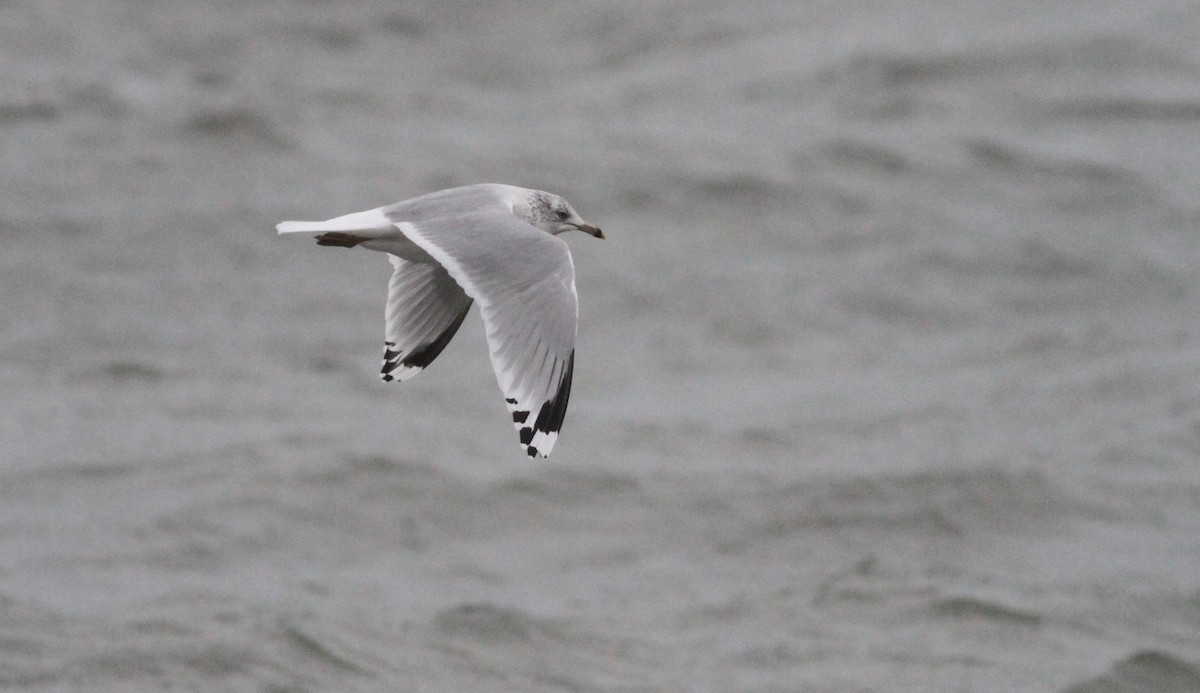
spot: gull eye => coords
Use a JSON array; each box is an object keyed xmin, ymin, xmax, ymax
[{"xmin": 556, "ymin": 210, "xmax": 570, "ymax": 220}]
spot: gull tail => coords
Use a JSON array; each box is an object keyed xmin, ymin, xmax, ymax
[
  {"xmin": 276, "ymin": 208, "xmax": 393, "ymax": 236},
  {"xmin": 277, "ymin": 221, "xmax": 331, "ymax": 234}
]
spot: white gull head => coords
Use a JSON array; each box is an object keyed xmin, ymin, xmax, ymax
[{"xmin": 517, "ymin": 190, "xmax": 605, "ymax": 238}]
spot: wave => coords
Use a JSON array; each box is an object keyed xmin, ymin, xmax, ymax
[
  {"xmin": 183, "ymin": 107, "xmax": 293, "ymax": 150},
  {"xmin": 1063, "ymin": 650, "xmax": 1200, "ymax": 693},
  {"xmin": 927, "ymin": 596, "xmax": 1043, "ymax": 626},
  {"xmin": 433, "ymin": 603, "xmax": 567, "ymax": 644},
  {"xmin": 711, "ymin": 467, "xmax": 1091, "ymax": 553},
  {"xmin": 1043, "ymin": 98, "xmax": 1200, "ymax": 122}
]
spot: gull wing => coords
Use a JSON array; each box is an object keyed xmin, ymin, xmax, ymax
[
  {"xmin": 380, "ymin": 256, "xmax": 473, "ymax": 382},
  {"xmin": 387, "ymin": 208, "xmax": 577, "ymax": 458}
]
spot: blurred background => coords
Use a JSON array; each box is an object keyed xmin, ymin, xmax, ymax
[{"xmin": 3, "ymin": 1, "xmax": 1200, "ymax": 690}]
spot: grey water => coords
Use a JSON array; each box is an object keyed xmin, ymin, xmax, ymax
[{"xmin": 4, "ymin": 1, "xmax": 1200, "ymax": 690}]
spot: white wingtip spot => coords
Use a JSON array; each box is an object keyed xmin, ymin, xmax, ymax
[{"xmin": 525, "ymin": 431, "xmax": 558, "ymax": 458}]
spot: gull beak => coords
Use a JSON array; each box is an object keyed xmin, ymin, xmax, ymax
[{"xmin": 576, "ymin": 223, "xmax": 605, "ymax": 239}]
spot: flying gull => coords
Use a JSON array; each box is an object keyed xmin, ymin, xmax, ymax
[{"xmin": 277, "ymin": 184, "xmax": 603, "ymax": 458}]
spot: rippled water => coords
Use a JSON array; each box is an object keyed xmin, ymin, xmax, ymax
[{"xmin": 4, "ymin": 1, "xmax": 1200, "ymax": 690}]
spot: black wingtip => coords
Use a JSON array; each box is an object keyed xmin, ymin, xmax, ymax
[
  {"xmin": 512, "ymin": 351, "xmax": 574, "ymax": 459},
  {"xmin": 531, "ymin": 351, "xmax": 574, "ymax": 439}
]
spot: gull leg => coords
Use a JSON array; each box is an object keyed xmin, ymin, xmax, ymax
[{"xmin": 315, "ymin": 232, "xmax": 367, "ymax": 248}]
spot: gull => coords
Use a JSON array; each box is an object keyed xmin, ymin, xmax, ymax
[{"xmin": 277, "ymin": 184, "xmax": 604, "ymax": 458}]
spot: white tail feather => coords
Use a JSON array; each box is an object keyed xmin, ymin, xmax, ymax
[
  {"xmin": 276, "ymin": 207, "xmax": 394, "ymax": 236},
  {"xmin": 277, "ymin": 221, "xmax": 328, "ymax": 234}
]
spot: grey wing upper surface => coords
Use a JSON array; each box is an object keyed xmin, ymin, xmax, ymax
[{"xmin": 385, "ymin": 195, "xmax": 578, "ymax": 458}]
